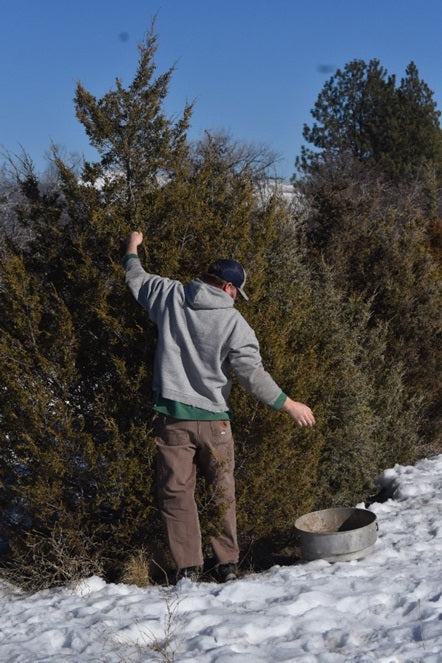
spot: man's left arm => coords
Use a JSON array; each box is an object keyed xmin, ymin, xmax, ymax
[
  {"xmin": 124, "ymin": 230, "xmax": 143, "ymax": 260},
  {"xmin": 229, "ymin": 322, "xmax": 315, "ymax": 427}
]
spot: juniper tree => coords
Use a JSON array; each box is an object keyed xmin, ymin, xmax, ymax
[
  {"xmin": 297, "ymin": 154, "xmax": 441, "ymax": 453},
  {"xmin": 0, "ymin": 27, "xmax": 192, "ymax": 583},
  {"xmin": 294, "ymin": 59, "xmax": 441, "ymax": 453},
  {"xmin": 74, "ymin": 21, "xmax": 193, "ymax": 226}
]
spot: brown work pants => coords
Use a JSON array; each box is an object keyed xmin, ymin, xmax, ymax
[{"xmin": 154, "ymin": 415, "xmax": 239, "ymax": 570}]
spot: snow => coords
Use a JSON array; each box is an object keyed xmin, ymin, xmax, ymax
[{"xmin": 1, "ymin": 455, "xmax": 441, "ymax": 662}]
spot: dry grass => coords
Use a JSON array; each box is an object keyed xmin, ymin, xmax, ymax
[
  {"xmin": 120, "ymin": 548, "xmax": 152, "ymax": 587},
  {"xmin": 0, "ymin": 526, "xmax": 103, "ymax": 592}
]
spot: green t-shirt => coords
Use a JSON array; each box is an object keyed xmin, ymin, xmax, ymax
[
  {"xmin": 153, "ymin": 393, "xmax": 230, "ymax": 420},
  {"xmin": 152, "ymin": 392, "xmax": 287, "ymax": 420}
]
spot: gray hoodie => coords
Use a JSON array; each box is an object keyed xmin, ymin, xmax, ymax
[{"xmin": 125, "ymin": 256, "xmax": 283, "ymax": 413}]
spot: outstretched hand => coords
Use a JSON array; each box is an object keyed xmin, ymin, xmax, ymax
[{"xmin": 281, "ymin": 397, "xmax": 315, "ymax": 427}]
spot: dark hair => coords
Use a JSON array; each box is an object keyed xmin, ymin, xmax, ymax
[
  {"xmin": 206, "ymin": 258, "xmax": 248, "ymax": 300},
  {"xmin": 201, "ymin": 273, "xmax": 227, "ymax": 289}
]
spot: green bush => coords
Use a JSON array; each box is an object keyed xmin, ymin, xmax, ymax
[{"xmin": 298, "ymin": 155, "xmax": 441, "ymax": 453}]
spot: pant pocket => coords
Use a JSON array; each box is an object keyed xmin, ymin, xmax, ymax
[{"xmin": 209, "ymin": 420, "xmax": 232, "ymax": 445}]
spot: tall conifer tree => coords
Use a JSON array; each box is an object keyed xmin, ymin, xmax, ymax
[{"xmin": 297, "ymin": 59, "xmax": 442, "ymax": 182}]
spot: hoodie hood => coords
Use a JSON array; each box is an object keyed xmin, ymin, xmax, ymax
[{"xmin": 184, "ymin": 279, "xmax": 235, "ymax": 310}]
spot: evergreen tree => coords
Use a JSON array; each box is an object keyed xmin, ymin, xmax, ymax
[
  {"xmin": 294, "ymin": 58, "xmax": 441, "ymax": 451},
  {"xmin": 0, "ymin": 27, "xmax": 192, "ymax": 585},
  {"xmin": 296, "ymin": 59, "xmax": 442, "ymax": 182},
  {"xmin": 395, "ymin": 62, "xmax": 442, "ymax": 181},
  {"xmin": 74, "ymin": 21, "xmax": 192, "ymax": 226},
  {"xmin": 298, "ymin": 154, "xmax": 441, "ymax": 453}
]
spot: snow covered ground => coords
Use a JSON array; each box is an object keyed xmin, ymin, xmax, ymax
[{"xmin": 1, "ymin": 454, "xmax": 441, "ymax": 662}]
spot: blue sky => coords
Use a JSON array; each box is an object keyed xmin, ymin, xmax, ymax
[{"xmin": 1, "ymin": 0, "xmax": 441, "ymax": 180}]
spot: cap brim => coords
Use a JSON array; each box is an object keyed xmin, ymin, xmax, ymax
[{"xmin": 238, "ymin": 287, "xmax": 249, "ymax": 301}]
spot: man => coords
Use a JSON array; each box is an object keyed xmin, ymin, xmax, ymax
[{"xmin": 123, "ymin": 230, "xmax": 315, "ymax": 582}]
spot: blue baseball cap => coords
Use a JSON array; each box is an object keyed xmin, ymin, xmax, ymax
[{"xmin": 207, "ymin": 259, "xmax": 249, "ymax": 300}]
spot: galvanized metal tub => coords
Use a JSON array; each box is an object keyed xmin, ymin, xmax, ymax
[{"xmin": 294, "ymin": 507, "xmax": 378, "ymax": 562}]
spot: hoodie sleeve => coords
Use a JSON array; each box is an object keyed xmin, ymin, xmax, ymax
[
  {"xmin": 227, "ymin": 317, "xmax": 285, "ymax": 409},
  {"xmin": 123, "ymin": 256, "xmax": 179, "ymax": 322}
]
